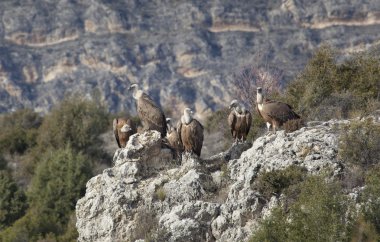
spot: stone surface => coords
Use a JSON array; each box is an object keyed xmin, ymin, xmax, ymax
[
  {"xmin": 76, "ymin": 118, "xmax": 377, "ymax": 241},
  {"xmin": 1, "ymin": 0, "xmax": 380, "ymax": 115}
]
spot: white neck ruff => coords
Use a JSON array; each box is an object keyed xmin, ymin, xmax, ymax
[{"xmin": 133, "ymin": 89, "xmax": 143, "ymax": 100}]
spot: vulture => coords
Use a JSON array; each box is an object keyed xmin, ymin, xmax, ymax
[
  {"xmin": 166, "ymin": 118, "xmax": 184, "ymax": 158},
  {"xmin": 256, "ymin": 87, "xmax": 300, "ymax": 132},
  {"xmin": 129, "ymin": 84, "xmax": 167, "ymax": 138},
  {"xmin": 228, "ymin": 100, "xmax": 252, "ymax": 143},
  {"xmin": 177, "ymin": 108, "xmax": 204, "ymax": 157},
  {"xmin": 113, "ymin": 118, "xmax": 137, "ymax": 148}
]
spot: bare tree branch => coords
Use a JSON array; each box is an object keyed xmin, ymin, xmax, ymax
[{"xmin": 231, "ymin": 64, "xmax": 283, "ymax": 111}]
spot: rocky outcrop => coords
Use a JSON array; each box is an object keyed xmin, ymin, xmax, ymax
[
  {"xmin": 76, "ymin": 118, "xmax": 354, "ymax": 242},
  {"xmin": 1, "ymin": 0, "xmax": 380, "ymax": 115}
]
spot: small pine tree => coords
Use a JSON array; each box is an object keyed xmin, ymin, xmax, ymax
[
  {"xmin": 251, "ymin": 176, "xmax": 353, "ymax": 242},
  {"xmin": 0, "ymin": 171, "xmax": 28, "ymax": 230},
  {"xmin": 27, "ymin": 146, "xmax": 92, "ymax": 235}
]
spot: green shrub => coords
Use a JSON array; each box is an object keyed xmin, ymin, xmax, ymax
[
  {"xmin": 36, "ymin": 97, "xmax": 108, "ymax": 153},
  {"xmin": 129, "ymin": 206, "xmax": 165, "ymax": 242},
  {"xmin": 0, "ymin": 214, "xmax": 31, "ymax": 241},
  {"xmin": 283, "ymin": 119, "xmax": 304, "ymax": 133},
  {"xmin": 0, "ymin": 146, "xmax": 93, "ymax": 240},
  {"xmin": 0, "ymin": 171, "xmax": 28, "ymax": 230},
  {"xmin": 249, "ymin": 207, "xmax": 288, "ymax": 242},
  {"xmin": 251, "ymin": 176, "xmax": 353, "ymax": 242},
  {"xmin": 0, "ymin": 156, "xmax": 6, "ymax": 170},
  {"xmin": 282, "ymin": 45, "xmax": 380, "ymax": 121},
  {"xmin": 205, "ymin": 108, "xmax": 230, "ymax": 137},
  {"xmin": 252, "ymin": 165, "xmax": 307, "ymax": 200},
  {"xmin": 155, "ymin": 187, "xmax": 166, "ymax": 202},
  {"xmin": 349, "ymin": 215, "xmax": 379, "ymax": 242},
  {"xmin": 0, "ymin": 109, "xmax": 42, "ymax": 154},
  {"xmin": 284, "ymin": 45, "xmax": 338, "ymax": 117},
  {"xmin": 338, "ymin": 54, "xmax": 380, "ymax": 101},
  {"xmin": 57, "ymin": 213, "xmax": 79, "ymax": 242},
  {"xmin": 361, "ymin": 165, "xmax": 380, "ymax": 233},
  {"xmin": 339, "ymin": 120, "xmax": 380, "ymax": 169}
]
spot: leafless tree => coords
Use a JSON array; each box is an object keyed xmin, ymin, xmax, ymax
[{"xmin": 231, "ymin": 64, "xmax": 283, "ymax": 111}]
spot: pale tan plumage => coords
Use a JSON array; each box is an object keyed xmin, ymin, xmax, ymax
[
  {"xmin": 177, "ymin": 108, "xmax": 204, "ymax": 157},
  {"xmin": 113, "ymin": 118, "xmax": 137, "ymax": 148},
  {"xmin": 129, "ymin": 84, "xmax": 167, "ymax": 138}
]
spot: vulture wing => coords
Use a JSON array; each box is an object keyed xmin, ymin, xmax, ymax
[
  {"xmin": 137, "ymin": 93, "xmax": 167, "ymax": 137},
  {"xmin": 228, "ymin": 111, "xmax": 237, "ymax": 136},
  {"xmin": 263, "ymin": 101, "xmax": 300, "ymax": 124},
  {"xmin": 245, "ymin": 111, "xmax": 253, "ymax": 135},
  {"xmin": 113, "ymin": 118, "xmax": 121, "ymax": 148},
  {"xmin": 176, "ymin": 120, "xmax": 183, "ymax": 146},
  {"xmin": 189, "ymin": 119, "xmax": 204, "ymax": 157}
]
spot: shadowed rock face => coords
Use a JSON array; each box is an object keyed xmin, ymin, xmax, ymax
[
  {"xmin": 1, "ymin": 0, "xmax": 380, "ymax": 115},
  {"xmin": 76, "ymin": 117, "xmax": 374, "ymax": 242}
]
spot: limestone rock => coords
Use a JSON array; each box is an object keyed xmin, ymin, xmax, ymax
[{"xmin": 76, "ymin": 119, "xmax": 376, "ymax": 241}]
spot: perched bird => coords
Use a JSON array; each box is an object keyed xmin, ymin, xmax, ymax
[
  {"xmin": 177, "ymin": 108, "xmax": 204, "ymax": 157},
  {"xmin": 113, "ymin": 118, "xmax": 137, "ymax": 148},
  {"xmin": 256, "ymin": 87, "xmax": 300, "ymax": 132},
  {"xmin": 166, "ymin": 118, "xmax": 184, "ymax": 158},
  {"xmin": 228, "ymin": 100, "xmax": 252, "ymax": 143},
  {"xmin": 129, "ymin": 84, "xmax": 167, "ymax": 138}
]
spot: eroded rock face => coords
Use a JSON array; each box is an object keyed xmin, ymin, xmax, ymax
[
  {"xmin": 76, "ymin": 119, "xmax": 358, "ymax": 242},
  {"xmin": 1, "ymin": 0, "xmax": 380, "ymax": 115}
]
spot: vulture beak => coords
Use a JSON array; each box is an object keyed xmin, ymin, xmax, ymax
[
  {"xmin": 128, "ymin": 84, "xmax": 137, "ymax": 91},
  {"xmin": 121, "ymin": 124, "xmax": 132, "ymax": 132}
]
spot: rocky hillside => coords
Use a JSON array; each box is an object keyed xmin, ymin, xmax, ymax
[
  {"xmin": 1, "ymin": 0, "xmax": 380, "ymax": 116},
  {"xmin": 75, "ymin": 116, "xmax": 373, "ymax": 241}
]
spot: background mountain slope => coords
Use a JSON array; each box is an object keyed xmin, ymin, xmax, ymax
[{"xmin": 1, "ymin": 0, "xmax": 380, "ymax": 116}]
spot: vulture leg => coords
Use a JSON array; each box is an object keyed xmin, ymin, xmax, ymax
[
  {"xmin": 233, "ymin": 138, "xmax": 239, "ymax": 145},
  {"xmin": 266, "ymin": 122, "xmax": 272, "ymax": 135},
  {"xmin": 272, "ymin": 124, "xmax": 278, "ymax": 133}
]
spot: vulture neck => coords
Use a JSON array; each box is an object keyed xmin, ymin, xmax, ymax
[
  {"xmin": 182, "ymin": 113, "xmax": 193, "ymax": 125},
  {"xmin": 235, "ymin": 106, "xmax": 243, "ymax": 115},
  {"xmin": 167, "ymin": 123, "xmax": 174, "ymax": 133},
  {"xmin": 257, "ymin": 92, "xmax": 264, "ymax": 104},
  {"xmin": 132, "ymin": 89, "xmax": 143, "ymax": 100}
]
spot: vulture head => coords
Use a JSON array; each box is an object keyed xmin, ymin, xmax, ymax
[
  {"xmin": 166, "ymin": 118, "xmax": 174, "ymax": 132},
  {"xmin": 128, "ymin": 83, "xmax": 143, "ymax": 99},
  {"xmin": 229, "ymin": 100, "xmax": 242, "ymax": 114},
  {"xmin": 229, "ymin": 100, "xmax": 239, "ymax": 109},
  {"xmin": 257, "ymin": 87, "xmax": 263, "ymax": 104},
  {"xmin": 120, "ymin": 124, "xmax": 133, "ymax": 133},
  {"xmin": 183, "ymin": 108, "xmax": 194, "ymax": 124}
]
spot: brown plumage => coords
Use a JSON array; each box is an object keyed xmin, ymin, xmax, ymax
[
  {"xmin": 177, "ymin": 108, "xmax": 204, "ymax": 157},
  {"xmin": 129, "ymin": 84, "xmax": 167, "ymax": 138},
  {"xmin": 228, "ymin": 100, "xmax": 252, "ymax": 143},
  {"xmin": 113, "ymin": 118, "xmax": 137, "ymax": 148},
  {"xmin": 166, "ymin": 118, "xmax": 184, "ymax": 155},
  {"xmin": 256, "ymin": 87, "xmax": 300, "ymax": 132}
]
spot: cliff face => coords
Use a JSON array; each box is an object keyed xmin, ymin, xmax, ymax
[
  {"xmin": 1, "ymin": 0, "xmax": 380, "ymax": 116},
  {"xmin": 76, "ymin": 118, "xmax": 359, "ymax": 242}
]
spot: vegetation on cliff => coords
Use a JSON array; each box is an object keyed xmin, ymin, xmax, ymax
[
  {"xmin": 0, "ymin": 97, "xmax": 109, "ymax": 241},
  {"xmin": 0, "ymin": 45, "xmax": 379, "ymax": 241}
]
